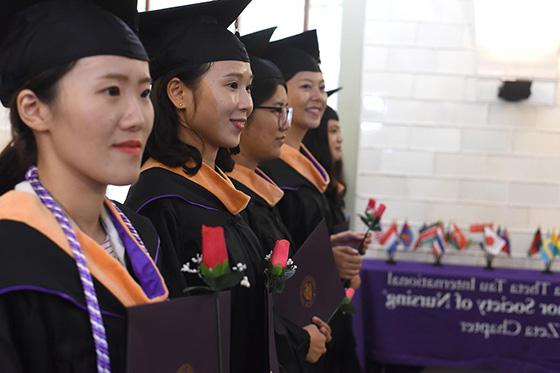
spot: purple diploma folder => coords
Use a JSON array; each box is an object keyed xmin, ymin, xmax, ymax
[
  {"xmin": 275, "ymin": 220, "xmax": 345, "ymax": 327},
  {"xmin": 127, "ymin": 292, "xmax": 231, "ymax": 373}
]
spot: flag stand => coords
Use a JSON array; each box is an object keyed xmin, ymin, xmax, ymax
[
  {"xmin": 385, "ymin": 251, "xmax": 397, "ymax": 265},
  {"xmin": 543, "ymin": 260, "xmax": 554, "ymax": 274},
  {"xmin": 432, "ymin": 255, "xmax": 443, "ymax": 266},
  {"xmin": 484, "ymin": 254, "xmax": 495, "ymax": 270}
]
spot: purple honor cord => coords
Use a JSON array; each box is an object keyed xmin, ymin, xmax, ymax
[{"xmin": 25, "ymin": 166, "xmax": 148, "ymax": 373}]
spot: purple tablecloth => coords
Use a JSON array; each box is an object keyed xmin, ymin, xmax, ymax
[{"xmin": 353, "ymin": 259, "xmax": 560, "ymax": 372}]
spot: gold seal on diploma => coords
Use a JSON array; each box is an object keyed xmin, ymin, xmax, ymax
[
  {"xmin": 300, "ymin": 275, "xmax": 317, "ymax": 308},
  {"xmin": 177, "ymin": 363, "xmax": 194, "ymax": 373}
]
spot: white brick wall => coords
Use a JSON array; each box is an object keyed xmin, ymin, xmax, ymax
[
  {"xmin": 413, "ymin": 75, "xmax": 466, "ymax": 101},
  {"xmin": 415, "ymin": 23, "xmax": 470, "ymax": 48},
  {"xmin": 363, "ymin": 72, "xmax": 414, "ymax": 97},
  {"xmin": 355, "ymin": 0, "xmax": 560, "ymax": 260},
  {"xmin": 458, "ymin": 179, "xmax": 507, "ymax": 203},
  {"xmin": 386, "ymin": 48, "xmax": 437, "ymax": 72},
  {"xmin": 461, "ymin": 128, "xmax": 512, "ymax": 153}
]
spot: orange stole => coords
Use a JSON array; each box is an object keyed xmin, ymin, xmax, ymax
[
  {"xmin": 141, "ymin": 158, "xmax": 250, "ymax": 215},
  {"xmin": 0, "ymin": 191, "xmax": 168, "ymax": 307},
  {"xmin": 278, "ymin": 144, "xmax": 330, "ymax": 193},
  {"xmin": 228, "ymin": 164, "xmax": 284, "ymax": 207}
]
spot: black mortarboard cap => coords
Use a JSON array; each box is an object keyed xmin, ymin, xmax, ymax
[
  {"xmin": 241, "ymin": 27, "xmax": 276, "ymax": 58},
  {"xmin": 140, "ymin": 0, "xmax": 251, "ymax": 81},
  {"xmin": 326, "ymin": 87, "xmax": 342, "ymax": 97},
  {"xmin": 0, "ymin": 0, "xmax": 148, "ymax": 107},
  {"xmin": 265, "ymin": 30, "xmax": 321, "ymax": 81},
  {"xmin": 241, "ymin": 27, "xmax": 283, "ymax": 83},
  {"xmin": 323, "ymin": 87, "xmax": 341, "ymax": 121}
]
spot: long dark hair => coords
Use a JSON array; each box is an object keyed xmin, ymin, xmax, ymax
[
  {"xmin": 250, "ymin": 77, "xmax": 287, "ymax": 108},
  {"xmin": 0, "ymin": 62, "xmax": 76, "ymax": 195},
  {"xmin": 145, "ymin": 63, "xmax": 214, "ymax": 174},
  {"xmin": 302, "ymin": 106, "xmax": 345, "ymax": 209}
]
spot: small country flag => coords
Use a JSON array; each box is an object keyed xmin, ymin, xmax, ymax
[
  {"xmin": 380, "ymin": 222, "xmax": 399, "ymax": 254},
  {"xmin": 483, "ymin": 226, "xmax": 506, "ymax": 256},
  {"xmin": 469, "ymin": 223, "xmax": 493, "ymax": 245},
  {"xmin": 413, "ymin": 223, "xmax": 427, "ymax": 250},
  {"xmin": 552, "ymin": 230, "xmax": 560, "ymax": 247},
  {"xmin": 528, "ymin": 228, "xmax": 542, "ymax": 257},
  {"xmin": 469, "ymin": 223, "xmax": 493, "ymax": 233},
  {"xmin": 432, "ymin": 225, "xmax": 446, "ymax": 257},
  {"xmin": 414, "ymin": 222, "xmax": 440, "ymax": 251},
  {"xmin": 399, "ymin": 221, "xmax": 414, "ymax": 251},
  {"xmin": 540, "ymin": 237, "xmax": 559, "ymax": 262},
  {"xmin": 497, "ymin": 227, "xmax": 511, "ymax": 256},
  {"xmin": 450, "ymin": 223, "xmax": 468, "ymax": 250}
]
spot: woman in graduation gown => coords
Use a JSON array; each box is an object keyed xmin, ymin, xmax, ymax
[
  {"xmin": 124, "ymin": 1, "xmax": 270, "ymax": 371},
  {"xmin": 0, "ymin": 1, "xmax": 168, "ymax": 372},
  {"xmin": 260, "ymin": 30, "xmax": 367, "ymax": 373},
  {"xmin": 229, "ymin": 28, "xmax": 332, "ymax": 372},
  {"xmin": 303, "ymin": 100, "xmax": 348, "ymax": 233},
  {"xmin": 260, "ymin": 30, "xmax": 366, "ymax": 261},
  {"xmin": 303, "ymin": 103, "xmax": 366, "ymax": 373}
]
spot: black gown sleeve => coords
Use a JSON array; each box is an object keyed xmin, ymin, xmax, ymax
[
  {"xmin": 0, "ymin": 291, "xmax": 123, "ymax": 373},
  {"xmin": 275, "ymin": 188, "xmax": 326, "ymax": 250},
  {"xmin": 134, "ymin": 198, "xmax": 192, "ymax": 298},
  {"xmin": 0, "ymin": 295, "xmax": 25, "ymax": 373},
  {"xmin": 275, "ymin": 314, "xmax": 311, "ymax": 373}
]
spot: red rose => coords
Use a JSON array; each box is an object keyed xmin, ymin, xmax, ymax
[
  {"xmin": 271, "ymin": 240, "xmax": 290, "ymax": 267},
  {"xmin": 201, "ymin": 225, "xmax": 229, "ymax": 277},
  {"xmin": 270, "ymin": 240, "xmax": 290, "ymax": 276},
  {"xmin": 374, "ymin": 203, "xmax": 386, "ymax": 219}
]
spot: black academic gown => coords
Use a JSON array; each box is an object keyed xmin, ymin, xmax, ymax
[
  {"xmin": 0, "ymin": 193, "xmax": 167, "ymax": 373},
  {"xmin": 261, "ymin": 145, "xmax": 363, "ymax": 373},
  {"xmin": 231, "ymin": 179, "xmax": 292, "ymax": 255},
  {"xmin": 229, "ymin": 166, "xmax": 311, "ymax": 373},
  {"xmin": 125, "ymin": 162, "xmax": 269, "ymax": 373},
  {"xmin": 259, "ymin": 147, "xmax": 333, "ymax": 250},
  {"xmin": 328, "ymin": 182, "xmax": 349, "ymax": 234}
]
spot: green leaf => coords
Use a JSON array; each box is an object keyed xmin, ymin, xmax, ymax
[
  {"xmin": 270, "ymin": 264, "xmax": 284, "ymax": 277},
  {"xmin": 201, "ymin": 260, "xmax": 230, "ymax": 279},
  {"xmin": 339, "ymin": 299, "xmax": 355, "ymax": 315},
  {"xmin": 200, "ymin": 263, "xmax": 211, "ymax": 278},
  {"xmin": 359, "ymin": 215, "xmax": 371, "ymax": 226}
]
